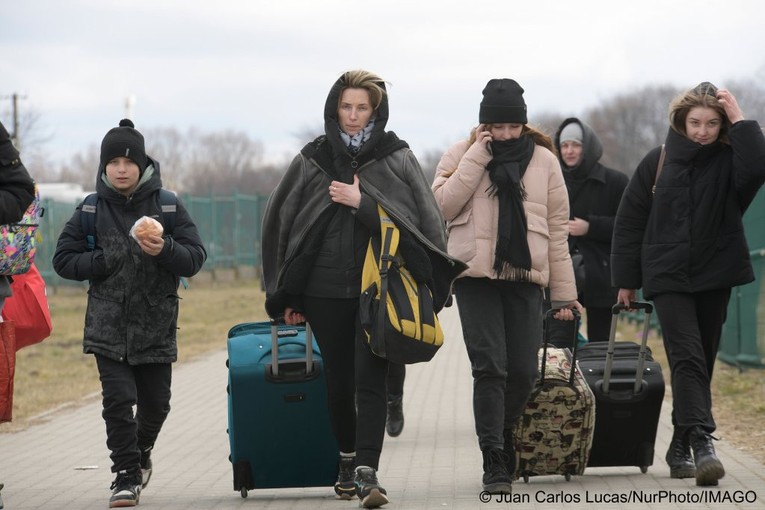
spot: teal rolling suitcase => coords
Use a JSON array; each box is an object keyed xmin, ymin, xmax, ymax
[{"xmin": 226, "ymin": 321, "xmax": 339, "ymax": 498}]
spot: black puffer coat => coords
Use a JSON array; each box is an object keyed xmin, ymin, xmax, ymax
[
  {"xmin": 612, "ymin": 120, "xmax": 765, "ymax": 298},
  {"xmin": 555, "ymin": 118, "xmax": 628, "ymax": 307},
  {"xmin": 0, "ymin": 121, "xmax": 35, "ymax": 300},
  {"xmin": 53, "ymin": 158, "xmax": 207, "ymax": 364}
]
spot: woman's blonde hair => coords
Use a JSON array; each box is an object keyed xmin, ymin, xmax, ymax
[
  {"xmin": 337, "ymin": 69, "xmax": 387, "ymax": 111},
  {"xmin": 669, "ymin": 82, "xmax": 729, "ymax": 143}
]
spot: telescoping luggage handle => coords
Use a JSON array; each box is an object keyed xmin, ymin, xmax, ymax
[
  {"xmin": 269, "ymin": 318, "xmax": 314, "ymax": 377},
  {"xmin": 541, "ymin": 308, "xmax": 581, "ymax": 386},
  {"xmin": 604, "ymin": 301, "xmax": 654, "ymax": 394}
]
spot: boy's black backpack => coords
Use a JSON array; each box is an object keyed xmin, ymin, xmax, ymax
[{"xmin": 81, "ymin": 189, "xmax": 177, "ymax": 250}]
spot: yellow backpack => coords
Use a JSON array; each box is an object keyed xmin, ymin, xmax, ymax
[{"xmin": 359, "ymin": 205, "xmax": 443, "ymax": 364}]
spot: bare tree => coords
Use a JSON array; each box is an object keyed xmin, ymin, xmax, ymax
[{"xmin": 586, "ymin": 85, "xmax": 678, "ymax": 175}]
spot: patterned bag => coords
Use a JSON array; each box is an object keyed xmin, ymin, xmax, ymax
[
  {"xmin": 0, "ymin": 185, "xmax": 43, "ymax": 275},
  {"xmin": 514, "ymin": 314, "xmax": 596, "ymax": 482}
]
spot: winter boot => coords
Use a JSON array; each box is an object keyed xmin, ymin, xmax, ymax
[
  {"xmin": 481, "ymin": 448, "xmax": 512, "ymax": 493},
  {"xmin": 689, "ymin": 426, "xmax": 725, "ymax": 486},
  {"xmin": 665, "ymin": 428, "xmax": 695, "ymax": 479}
]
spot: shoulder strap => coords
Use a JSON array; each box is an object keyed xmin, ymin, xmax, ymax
[
  {"xmin": 158, "ymin": 189, "xmax": 177, "ymax": 236},
  {"xmin": 373, "ymin": 204, "xmax": 400, "ymax": 359},
  {"xmin": 652, "ymin": 144, "xmax": 666, "ymax": 195},
  {"xmin": 81, "ymin": 193, "xmax": 99, "ymax": 251}
]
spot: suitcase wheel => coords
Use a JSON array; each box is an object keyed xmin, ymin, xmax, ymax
[
  {"xmin": 640, "ymin": 466, "xmax": 648, "ymax": 474},
  {"xmin": 564, "ymin": 473, "xmax": 571, "ymax": 482},
  {"xmin": 240, "ymin": 487, "xmax": 248, "ymax": 498},
  {"xmin": 523, "ymin": 473, "xmax": 529, "ymax": 483}
]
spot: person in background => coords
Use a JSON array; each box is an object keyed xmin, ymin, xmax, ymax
[
  {"xmin": 432, "ymin": 78, "xmax": 581, "ymax": 494},
  {"xmin": 0, "ymin": 120, "xmax": 36, "ymax": 510},
  {"xmin": 612, "ymin": 82, "xmax": 765, "ymax": 486},
  {"xmin": 385, "ymin": 364, "xmax": 405, "ymax": 437},
  {"xmin": 53, "ymin": 119, "xmax": 207, "ymax": 508},
  {"xmin": 261, "ymin": 70, "xmax": 464, "ymax": 509},
  {"xmin": 546, "ymin": 118, "xmax": 628, "ymax": 346}
]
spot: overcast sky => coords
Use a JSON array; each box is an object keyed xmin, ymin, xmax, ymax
[{"xmin": 3, "ymin": 0, "xmax": 764, "ymax": 168}]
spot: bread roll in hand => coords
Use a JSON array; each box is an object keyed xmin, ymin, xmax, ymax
[{"xmin": 130, "ymin": 216, "xmax": 164, "ymax": 243}]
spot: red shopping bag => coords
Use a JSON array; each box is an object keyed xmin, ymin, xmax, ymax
[
  {"xmin": 0, "ymin": 320, "xmax": 16, "ymax": 422},
  {"xmin": 1, "ymin": 263, "xmax": 52, "ymax": 350}
]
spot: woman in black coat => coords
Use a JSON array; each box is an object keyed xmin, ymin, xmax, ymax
[
  {"xmin": 612, "ymin": 82, "xmax": 765, "ymax": 487},
  {"xmin": 552, "ymin": 118, "xmax": 628, "ymax": 344}
]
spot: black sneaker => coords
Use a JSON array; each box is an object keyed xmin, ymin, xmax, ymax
[
  {"xmin": 385, "ymin": 396, "xmax": 404, "ymax": 437},
  {"xmin": 355, "ymin": 466, "xmax": 389, "ymax": 508},
  {"xmin": 109, "ymin": 470, "xmax": 141, "ymax": 508},
  {"xmin": 140, "ymin": 448, "xmax": 153, "ymax": 489},
  {"xmin": 1, "ymin": 482, "xmax": 4, "ymax": 510},
  {"xmin": 334, "ymin": 455, "xmax": 356, "ymax": 500},
  {"xmin": 482, "ymin": 448, "xmax": 512, "ymax": 493}
]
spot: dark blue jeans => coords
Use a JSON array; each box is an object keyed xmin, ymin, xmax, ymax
[
  {"xmin": 454, "ymin": 278, "xmax": 542, "ymax": 450},
  {"xmin": 95, "ymin": 355, "xmax": 172, "ymax": 474},
  {"xmin": 652, "ymin": 289, "xmax": 731, "ymax": 434}
]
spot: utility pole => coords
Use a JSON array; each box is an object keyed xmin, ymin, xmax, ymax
[{"xmin": 1, "ymin": 92, "xmax": 27, "ymax": 148}]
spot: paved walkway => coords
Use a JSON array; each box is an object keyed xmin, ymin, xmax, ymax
[{"xmin": 1, "ymin": 305, "xmax": 764, "ymax": 509}]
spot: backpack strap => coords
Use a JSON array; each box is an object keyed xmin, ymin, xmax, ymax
[
  {"xmin": 81, "ymin": 193, "xmax": 99, "ymax": 251},
  {"xmin": 158, "ymin": 189, "xmax": 177, "ymax": 236}
]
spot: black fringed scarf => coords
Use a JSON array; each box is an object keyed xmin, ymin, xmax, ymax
[{"xmin": 486, "ymin": 135, "xmax": 535, "ymax": 280}]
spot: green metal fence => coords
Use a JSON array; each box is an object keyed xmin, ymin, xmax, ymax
[{"xmin": 36, "ymin": 193, "xmax": 268, "ymax": 288}]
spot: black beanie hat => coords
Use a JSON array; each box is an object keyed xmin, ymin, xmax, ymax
[
  {"xmin": 479, "ymin": 78, "xmax": 528, "ymax": 124},
  {"xmin": 100, "ymin": 119, "xmax": 147, "ymax": 171}
]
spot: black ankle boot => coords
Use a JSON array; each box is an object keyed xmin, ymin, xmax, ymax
[
  {"xmin": 689, "ymin": 426, "xmax": 725, "ymax": 486},
  {"xmin": 665, "ymin": 428, "xmax": 695, "ymax": 479},
  {"xmin": 503, "ymin": 428, "xmax": 517, "ymax": 478},
  {"xmin": 385, "ymin": 395, "xmax": 404, "ymax": 437},
  {"xmin": 481, "ymin": 448, "xmax": 512, "ymax": 494}
]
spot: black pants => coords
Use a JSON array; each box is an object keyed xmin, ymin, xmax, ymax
[
  {"xmin": 95, "ymin": 355, "xmax": 172, "ymax": 474},
  {"xmin": 303, "ymin": 296, "xmax": 389, "ymax": 470},
  {"xmin": 454, "ymin": 278, "xmax": 542, "ymax": 450},
  {"xmin": 386, "ymin": 363, "xmax": 405, "ymax": 400},
  {"xmin": 652, "ymin": 289, "xmax": 731, "ymax": 434}
]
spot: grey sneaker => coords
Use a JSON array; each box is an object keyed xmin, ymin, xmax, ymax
[
  {"xmin": 355, "ymin": 466, "xmax": 389, "ymax": 508},
  {"xmin": 140, "ymin": 448, "xmax": 153, "ymax": 488},
  {"xmin": 109, "ymin": 470, "xmax": 141, "ymax": 508}
]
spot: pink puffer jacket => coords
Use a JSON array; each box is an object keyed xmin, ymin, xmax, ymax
[{"xmin": 432, "ymin": 138, "xmax": 577, "ymax": 304}]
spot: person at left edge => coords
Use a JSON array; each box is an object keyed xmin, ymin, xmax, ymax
[
  {"xmin": 52, "ymin": 119, "xmax": 207, "ymax": 508},
  {"xmin": 261, "ymin": 69, "xmax": 465, "ymax": 509}
]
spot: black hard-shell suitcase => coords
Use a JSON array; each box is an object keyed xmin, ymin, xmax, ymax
[
  {"xmin": 578, "ymin": 302, "xmax": 665, "ymax": 472},
  {"xmin": 514, "ymin": 310, "xmax": 596, "ymax": 482},
  {"xmin": 226, "ymin": 320, "xmax": 339, "ymax": 498}
]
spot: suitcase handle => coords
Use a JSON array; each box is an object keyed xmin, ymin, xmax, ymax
[
  {"xmin": 269, "ymin": 318, "xmax": 314, "ymax": 377},
  {"xmin": 541, "ymin": 308, "xmax": 581, "ymax": 386},
  {"xmin": 605, "ymin": 301, "xmax": 653, "ymax": 394}
]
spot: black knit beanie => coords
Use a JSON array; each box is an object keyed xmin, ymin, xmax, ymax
[
  {"xmin": 479, "ymin": 78, "xmax": 528, "ymax": 124},
  {"xmin": 100, "ymin": 119, "xmax": 147, "ymax": 171}
]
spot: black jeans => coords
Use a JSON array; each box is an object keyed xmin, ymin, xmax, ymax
[
  {"xmin": 303, "ymin": 296, "xmax": 389, "ymax": 470},
  {"xmin": 652, "ymin": 289, "xmax": 731, "ymax": 434},
  {"xmin": 454, "ymin": 278, "xmax": 542, "ymax": 450},
  {"xmin": 95, "ymin": 355, "xmax": 172, "ymax": 474}
]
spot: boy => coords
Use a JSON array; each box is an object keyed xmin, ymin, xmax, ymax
[{"xmin": 53, "ymin": 119, "xmax": 206, "ymax": 507}]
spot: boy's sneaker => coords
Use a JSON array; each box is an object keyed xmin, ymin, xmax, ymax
[
  {"xmin": 109, "ymin": 470, "xmax": 141, "ymax": 508},
  {"xmin": 140, "ymin": 448, "xmax": 153, "ymax": 488},
  {"xmin": 334, "ymin": 454, "xmax": 356, "ymax": 499},
  {"xmin": 354, "ymin": 466, "xmax": 389, "ymax": 508}
]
